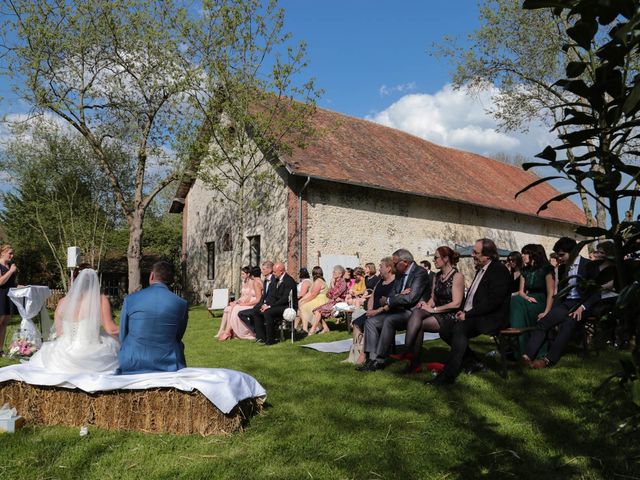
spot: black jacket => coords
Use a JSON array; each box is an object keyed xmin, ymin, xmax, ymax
[
  {"xmin": 465, "ymin": 259, "xmax": 511, "ymax": 331},
  {"xmin": 557, "ymin": 257, "xmax": 601, "ymax": 311},
  {"xmin": 258, "ymin": 275, "xmax": 278, "ymax": 307},
  {"xmin": 269, "ymin": 273, "xmax": 299, "ymax": 310},
  {"xmin": 387, "ymin": 263, "xmax": 432, "ymax": 310}
]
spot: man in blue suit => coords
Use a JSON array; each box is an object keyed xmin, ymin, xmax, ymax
[{"xmin": 117, "ymin": 261, "xmax": 188, "ymax": 374}]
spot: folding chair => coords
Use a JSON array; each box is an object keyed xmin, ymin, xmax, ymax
[{"xmin": 208, "ymin": 288, "xmax": 229, "ymax": 316}]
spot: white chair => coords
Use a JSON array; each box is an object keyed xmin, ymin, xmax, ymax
[{"xmin": 208, "ymin": 288, "xmax": 229, "ymax": 316}]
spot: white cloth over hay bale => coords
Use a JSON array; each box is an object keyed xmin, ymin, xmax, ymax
[{"xmin": 0, "ymin": 365, "xmax": 266, "ymax": 435}]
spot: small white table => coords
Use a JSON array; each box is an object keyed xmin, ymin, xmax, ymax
[{"xmin": 8, "ymin": 286, "xmax": 52, "ymax": 346}]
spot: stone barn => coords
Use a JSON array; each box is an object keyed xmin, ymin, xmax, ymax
[{"xmin": 170, "ymin": 106, "xmax": 585, "ymax": 302}]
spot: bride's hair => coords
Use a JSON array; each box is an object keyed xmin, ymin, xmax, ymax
[{"xmin": 72, "ymin": 263, "xmax": 92, "ymax": 280}]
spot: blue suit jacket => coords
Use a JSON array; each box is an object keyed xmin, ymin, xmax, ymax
[{"xmin": 117, "ymin": 283, "xmax": 189, "ymax": 374}]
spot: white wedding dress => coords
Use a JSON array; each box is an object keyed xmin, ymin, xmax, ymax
[{"xmin": 29, "ymin": 269, "xmax": 120, "ymax": 374}]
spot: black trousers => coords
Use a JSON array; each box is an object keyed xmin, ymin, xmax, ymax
[
  {"xmin": 525, "ymin": 299, "xmax": 581, "ymax": 363},
  {"xmin": 238, "ymin": 306, "xmax": 261, "ymax": 333},
  {"xmin": 438, "ymin": 316, "xmax": 487, "ymax": 380},
  {"xmin": 252, "ymin": 305, "xmax": 287, "ymax": 344}
]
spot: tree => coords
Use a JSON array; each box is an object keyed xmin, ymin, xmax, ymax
[
  {"xmin": 0, "ymin": 0, "xmax": 320, "ymax": 293},
  {"xmin": 434, "ymin": 0, "xmax": 622, "ymax": 228},
  {"xmin": 0, "ymin": 120, "xmax": 122, "ymax": 289},
  {"xmin": 520, "ymin": 0, "xmax": 640, "ymax": 364}
]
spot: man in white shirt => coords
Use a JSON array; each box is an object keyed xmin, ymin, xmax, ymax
[{"xmin": 523, "ymin": 237, "xmax": 600, "ymax": 368}]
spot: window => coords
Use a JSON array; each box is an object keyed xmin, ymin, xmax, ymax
[
  {"xmin": 248, "ymin": 235, "xmax": 260, "ymax": 267},
  {"xmin": 222, "ymin": 229, "xmax": 233, "ymax": 251},
  {"xmin": 206, "ymin": 241, "xmax": 215, "ymax": 280}
]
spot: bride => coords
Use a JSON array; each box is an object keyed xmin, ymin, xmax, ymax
[{"xmin": 29, "ymin": 267, "xmax": 120, "ymax": 373}]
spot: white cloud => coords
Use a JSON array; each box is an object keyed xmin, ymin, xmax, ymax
[
  {"xmin": 367, "ymin": 83, "xmax": 555, "ymax": 159},
  {"xmin": 379, "ymin": 81, "xmax": 417, "ymax": 97}
]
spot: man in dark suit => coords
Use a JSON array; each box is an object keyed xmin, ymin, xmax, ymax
[
  {"xmin": 523, "ymin": 237, "xmax": 600, "ymax": 368},
  {"xmin": 358, "ymin": 248, "xmax": 432, "ymax": 372},
  {"xmin": 252, "ymin": 261, "xmax": 298, "ymax": 345},
  {"xmin": 239, "ymin": 261, "xmax": 276, "ymax": 334},
  {"xmin": 428, "ymin": 238, "xmax": 511, "ymax": 386}
]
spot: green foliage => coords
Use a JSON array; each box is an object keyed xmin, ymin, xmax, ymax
[
  {"xmin": 0, "ymin": 120, "xmax": 124, "ymax": 288},
  {"xmin": 0, "ymin": 307, "xmax": 638, "ymax": 479}
]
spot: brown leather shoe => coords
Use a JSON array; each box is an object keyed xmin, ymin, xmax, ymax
[{"xmin": 530, "ymin": 358, "xmax": 549, "ymax": 369}]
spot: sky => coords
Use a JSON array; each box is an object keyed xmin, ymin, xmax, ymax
[
  {"xmin": 276, "ymin": 0, "xmax": 557, "ymax": 161},
  {"xmin": 0, "ymin": 1, "xmax": 567, "ymax": 204}
]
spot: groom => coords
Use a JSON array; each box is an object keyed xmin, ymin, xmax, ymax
[{"xmin": 117, "ymin": 261, "xmax": 189, "ymax": 375}]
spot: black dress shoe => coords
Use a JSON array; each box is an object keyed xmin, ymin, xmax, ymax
[
  {"xmin": 464, "ymin": 361, "xmax": 487, "ymax": 375},
  {"xmin": 356, "ymin": 359, "xmax": 385, "ymax": 372},
  {"xmin": 425, "ymin": 374, "xmax": 454, "ymax": 386}
]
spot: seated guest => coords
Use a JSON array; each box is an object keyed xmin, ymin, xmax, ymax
[
  {"xmin": 117, "ymin": 261, "xmax": 188, "ymax": 374},
  {"xmin": 590, "ymin": 241, "xmax": 621, "ymax": 345},
  {"xmin": 506, "ymin": 251, "xmax": 524, "ymax": 294},
  {"xmin": 252, "ymin": 262, "xmax": 298, "ymax": 345},
  {"xmin": 364, "ymin": 262, "xmax": 380, "ymax": 290},
  {"xmin": 509, "ymin": 244, "xmax": 554, "ymax": 356},
  {"xmin": 428, "ymin": 239, "xmax": 511, "ymax": 386},
  {"xmin": 238, "ymin": 261, "xmax": 276, "ymax": 334},
  {"xmin": 346, "ymin": 267, "xmax": 367, "ymax": 307},
  {"xmin": 420, "ymin": 259, "xmax": 436, "ymax": 287},
  {"xmin": 298, "ymin": 266, "xmax": 329, "ymax": 333},
  {"xmin": 348, "ymin": 257, "xmax": 396, "ymax": 364},
  {"xmin": 344, "ymin": 267, "xmax": 356, "ymax": 291},
  {"xmin": 400, "ymin": 247, "xmax": 464, "ymax": 373},
  {"xmin": 522, "ymin": 237, "xmax": 600, "ymax": 369},
  {"xmin": 549, "ymin": 252, "xmax": 559, "ymax": 295},
  {"xmin": 217, "ymin": 266, "xmax": 262, "ymax": 341},
  {"xmin": 357, "ymin": 248, "xmax": 431, "ymax": 372},
  {"xmin": 297, "ymin": 267, "xmax": 312, "ymax": 300},
  {"xmin": 309, "ymin": 265, "xmax": 348, "ymax": 335}
]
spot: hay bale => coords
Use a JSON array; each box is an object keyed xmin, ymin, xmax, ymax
[{"xmin": 0, "ymin": 381, "xmax": 262, "ymax": 435}]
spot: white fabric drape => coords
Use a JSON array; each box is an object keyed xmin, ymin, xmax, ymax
[{"xmin": 8, "ymin": 286, "xmax": 52, "ymax": 347}]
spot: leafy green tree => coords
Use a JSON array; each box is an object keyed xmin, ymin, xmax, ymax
[
  {"xmin": 0, "ymin": 120, "xmax": 122, "ymax": 289},
  {"xmin": 1, "ymin": 0, "xmax": 320, "ymax": 293},
  {"xmin": 435, "ymin": 0, "xmax": 620, "ymax": 228},
  {"xmin": 520, "ymin": 0, "xmax": 640, "ymax": 363}
]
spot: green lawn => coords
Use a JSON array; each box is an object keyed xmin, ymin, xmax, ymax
[{"xmin": 0, "ymin": 306, "xmax": 638, "ymax": 479}]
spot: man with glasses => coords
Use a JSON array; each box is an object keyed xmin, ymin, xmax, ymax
[
  {"xmin": 522, "ymin": 237, "xmax": 600, "ymax": 368},
  {"xmin": 428, "ymin": 238, "xmax": 511, "ymax": 386},
  {"xmin": 357, "ymin": 248, "xmax": 431, "ymax": 372}
]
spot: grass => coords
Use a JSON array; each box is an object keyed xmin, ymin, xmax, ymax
[{"xmin": 0, "ymin": 306, "xmax": 639, "ymax": 479}]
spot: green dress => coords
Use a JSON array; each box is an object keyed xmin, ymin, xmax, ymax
[{"xmin": 509, "ymin": 264, "xmax": 553, "ymax": 356}]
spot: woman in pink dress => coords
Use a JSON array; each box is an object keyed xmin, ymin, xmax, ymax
[{"xmin": 217, "ymin": 266, "xmax": 262, "ymax": 341}]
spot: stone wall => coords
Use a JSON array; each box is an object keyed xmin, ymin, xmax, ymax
[
  {"xmin": 183, "ymin": 166, "xmax": 289, "ymax": 303},
  {"xmin": 304, "ymin": 180, "xmax": 578, "ymax": 283}
]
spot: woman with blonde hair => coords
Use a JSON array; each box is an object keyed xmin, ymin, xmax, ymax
[
  {"xmin": 298, "ymin": 266, "xmax": 328, "ymax": 333},
  {"xmin": 0, "ymin": 244, "xmax": 18, "ymax": 355}
]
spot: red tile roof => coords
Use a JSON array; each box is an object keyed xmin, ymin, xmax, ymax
[{"xmin": 282, "ymin": 107, "xmax": 586, "ymax": 225}]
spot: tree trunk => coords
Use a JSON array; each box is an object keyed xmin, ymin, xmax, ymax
[
  {"xmin": 232, "ymin": 183, "xmax": 246, "ymax": 296},
  {"xmin": 127, "ymin": 210, "xmax": 144, "ymax": 293}
]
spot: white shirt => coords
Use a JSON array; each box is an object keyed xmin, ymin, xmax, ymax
[
  {"xmin": 567, "ymin": 257, "xmax": 581, "ymax": 300},
  {"xmin": 464, "ymin": 260, "xmax": 491, "ymax": 312}
]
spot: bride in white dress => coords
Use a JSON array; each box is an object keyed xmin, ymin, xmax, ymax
[{"xmin": 29, "ymin": 268, "xmax": 120, "ymax": 373}]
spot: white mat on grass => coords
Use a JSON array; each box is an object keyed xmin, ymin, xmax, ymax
[
  {"xmin": 302, "ymin": 332, "xmax": 440, "ymax": 354},
  {"xmin": 0, "ymin": 364, "xmax": 266, "ymax": 414}
]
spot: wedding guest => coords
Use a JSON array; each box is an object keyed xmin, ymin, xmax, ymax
[
  {"xmin": 0, "ymin": 244, "xmax": 18, "ymax": 356},
  {"xmin": 347, "ymin": 257, "xmax": 396, "ymax": 365},
  {"xmin": 344, "ymin": 268, "xmax": 356, "ymax": 290},
  {"xmin": 420, "ymin": 259, "xmax": 436, "ymax": 287},
  {"xmin": 364, "ymin": 262, "xmax": 380, "ymax": 290},
  {"xmin": 358, "ymin": 248, "xmax": 431, "ymax": 372},
  {"xmin": 309, "ymin": 265, "xmax": 348, "ymax": 335},
  {"xmin": 509, "ymin": 244, "xmax": 554, "ymax": 356},
  {"xmin": 253, "ymin": 262, "xmax": 298, "ymax": 345},
  {"xmin": 507, "ymin": 251, "xmax": 523, "ymax": 294},
  {"xmin": 589, "ymin": 241, "xmax": 621, "ymax": 346},
  {"xmin": 238, "ymin": 261, "xmax": 275, "ymax": 334},
  {"xmin": 346, "ymin": 267, "xmax": 367, "ymax": 307},
  {"xmin": 216, "ymin": 266, "xmax": 262, "ymax": 341},
  {"xmin": 298, "ymin": 266, "xmax": 328, "ymax": 333},
  {"xmin": 398, "ymin": 247, "xmax": 464, "ymax": 373},
  {"xmin": 428, "ymin": 239, "xmax": 511, "ymax": 386},
  {"xmin": 297, "ymin": 268, "xmax": 312, "ymax": 300},
  {"xmin": 549, "ymin": 252, "xmax": 559, "ymax": 294},
  {"xmin": 522, "ymin": 237, "xmax": 600, "ymax": 369}
]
